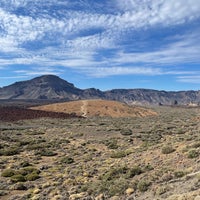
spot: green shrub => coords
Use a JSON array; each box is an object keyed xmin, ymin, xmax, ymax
[
  {"xmin": 161, "ymin": 146, "xmax": 175, "ymax": 154},
  {"xmin": 85, "ymin": 177, "xmax": 129, "ymax": 196},
  {"xmin": 35, "ymin": 150, "xmax": 57, "ymax": 156},
  {"xmin": 1, "ymin": 166, "xmax": 40, "ymax": 182},
  {"xmin": 13, "ymin": 183, "xmax": 27, "ymax": 190},
  {"xmin": 26, "ymin": 144, "xmax": 45, "ymax": 150},
  {"xmin": 137, "ymin": 180, "xmax": 150, "ymax": 192},
  {"xmin": 18, "ymin": 140, "xmax": 31, "ymax": 146},
  {"xmin": 108, "ymin": 178, "xmax": 129, "ymax": 196},
  {"xmin": 19, "ymin": 167, "xmax": 40, "ymax": 176},
  {"xmin": 20, "ymin": 161, "xmax": 31, "ymax": 167},
  {"xmin": 104, "ymin": 139, "xmax": 118, "ymax": 149},
  {"xmin": 101, "ymin": 166, "xmax": 128, "ymax": 181},
  {"xmin": 144, "ymin": 164, "xmax": 154, "ymax": 171},
  {"xmin": 26, "ymin": 173, "xmax": 40, "ymax": 181},
  {"xmin": 174, "ymin": 171, "xmax": 185, "ymax": 178},
  {"xmin": 120, "ymin": 129, "xmax": 133, "ymax": 136},
  {"xmin": 1, "ymin": 169, "xmax": 15, "ymax": 177},
  {"xmin": 11, "ymin": 174, "xmax": 26, "ymax": 183},
  {"xmin": 110, "ymin": 151, "xmax": 128, "ymax": 158},
  {"xmin": 60, "ymin": 157, "xmax": 74, "ymax": 164},
  {"xmin": 0, "ymin": 148, "xmax": 20, "ymax": 156},
  {"xmin": 127, "ymin": 166, "xmax": 143, "ymax": 178},
  {"xmin": 188, "ymin": 150, "xmax": 199, "ymax": 158}
]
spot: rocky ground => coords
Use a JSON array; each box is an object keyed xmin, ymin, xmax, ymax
[
  {"xmin": 0, "ymin": 107, "xmax": 81, "ymax": 122},
  {"xmin": 0, "ymin": 106, "xmax": 200, "ymax": 199}
]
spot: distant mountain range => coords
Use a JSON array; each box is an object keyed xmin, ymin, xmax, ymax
[{"xmin": 0, "ymin": 75, "xmax": 200, "ymax": 106}]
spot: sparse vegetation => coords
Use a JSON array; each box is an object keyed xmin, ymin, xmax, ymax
[
  {"xmin": 0, "ymin": 147, "xmax": 20, "ymax": 156},
  {"xmin": 110, "ymin": 150, "xmax": 129, "ymax": 158},
  {"xmin": 104, "ymin": 139, "xmax": 119, "ymax": 149},
  {"xmin": 1, "ymin": 166, "xmax": 40, "ymax": 183},
  {"xmin": 0, "ymin": 105, "xmax": 200, "ymax": 199},
  {"xmin": 137, "ymin": 180, "xmax": 151, "ymax": 192}
]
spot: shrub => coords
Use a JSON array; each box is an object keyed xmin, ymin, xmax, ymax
[
  {"xmin": 60, "ymin": 157, "xmax": 74, "ymax": 164},
  {"xmin": 137, "ymin": 180, "xmax": 150, "ymax": 192},
  {"xmin": 19, "ymin": 167, "xmax": 40, "ymax": 175},
  {"xmin": 127, "ymin": 166, "xmax": 143, "ymax": 178},
  {"xmin": 18, "ymin": 140, "xmax": 31, "ymax": 146},
  {"xmin": 104, "ymin": 139, "xmax": 118, "ymax": 149},
  {"xmin": 0, "ymin": 148, "xmax": 20, "ymax": 156},
  {"xmin": 161, "ymin": 146, "xmax": 175, "ymax": 154},
  {"xmin": 11, "ymin": 174, "xmax": 26, "ymax": 183},
  {"xmin": 20, "ymin": 161, "xmax": 31, "ymax": 167},
  {"xmin": 1, "ymin": 166, "xmax": 40, "ymax": 182},
  {"xmin": 26, "ymin": 144, "xmax": 45, "ymax": 150},
  {"xmin": 110, "ymin": 151, "xmax": 128, "ymax": 158},
  {"xmin": 101, "ymin": 166, "xmax": 128, "ymax": 181},
  {"xmin": 108, "ymin": 178, "xmax": 129, "ymax": 196},
  {"xmin": 174, "ymin": 171, "xmax": 185, "ymax": 178},
  {"xmin": 13, "ymin": 183, "xmax": 27, "ymax": 190},
  {"xmin": 1, "ymin": 169, "xmax": 15, "ymax": 177},
  {"xmin": 35, "ymin": 150, "xmax": 57, "ymax": 156},
  {"xmin": 188, "ymin": 150, "xmax": 199, "ymax": 158},
  {"xmin": 120, "ymin": 129, "xmax": 133, "ymax": 136},
  {"xmin": 144, "ymin": 164, "xmax": 154, "ymax": 171},
  {"xmin": 26, "ymin": 173, "xmax": 40, "ymax": 181}
]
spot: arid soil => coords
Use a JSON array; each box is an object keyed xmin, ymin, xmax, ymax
[{"xmin": 31, "ymin": 99, "xmax": 157, "ymax": 118}]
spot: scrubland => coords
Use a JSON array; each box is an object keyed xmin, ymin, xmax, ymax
[{"xmin": 0, "ymin": 106, "xmax": 200, "ymax": 200}]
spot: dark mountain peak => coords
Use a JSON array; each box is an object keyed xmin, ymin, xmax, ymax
[
  {"xmin": 0, "ymin": 75, "xmax": 81, "ymax": 100},
  {"xmin": 31, "ymin": 75, "xmax": 75, "ymax": 88}
]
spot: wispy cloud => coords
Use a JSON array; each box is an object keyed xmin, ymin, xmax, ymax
[
  {"xmin": 115, "ymin": 0, "xmax": 200, "ymax": 26},
  {"xmin": 83, "ymin": 66, "xmax": 162, "ymax": 77},
  {"xmin": 177, "ymin": 75, "xmax": 200, "ymax": 84},
  {"xmin": 14, "ymin": 67, "xmax": 63, "ymax": 76},
  {"xmin": 0, "ymin": 75, "xmax": 28, "ymax": 79},
  {"xmin": 0, "ymin": 0, "xmax": 199, "ymax": 81},
  {"xmin": 113, "ymin": 33, "xmax": 200, "ymax": 66}
]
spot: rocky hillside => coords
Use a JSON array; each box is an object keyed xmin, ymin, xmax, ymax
[
  {"xmin": 0, "ymin": 75, "xmax": 200, "ymax": 105},
  {"xmin": 0, "ymin": 75, "xmax": 82, "ymax": 100},
  {"xmin": 104, "ymin": 89, "xmax": 200, "ymax": 106}
]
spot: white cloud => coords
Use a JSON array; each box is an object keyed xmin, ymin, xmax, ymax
[
  {"xmin": 112, "ymin": 31, "xmax": 200, "ymax": 66},
  {"xmin": 14, "ymin": 67, "xmax": 62, "ymax": 77},
  {"xmin": 115, "ymin": 0, "xmax": 200, "ymax": 27},
  {"xmin": 177, "ymin": 75, "xmax": 200, "ymax": 84},
  {"xmin": 84, "ymin": 66, "xmax": 162, "ymax": 77},
  {"xmin": 0, "ymin": 0, "xmax": 199, "ymax": 80}
]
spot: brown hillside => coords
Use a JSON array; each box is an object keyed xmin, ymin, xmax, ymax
[{"xmin": 30, "ymin": 99, "xmax": 157, "ymax": 118}]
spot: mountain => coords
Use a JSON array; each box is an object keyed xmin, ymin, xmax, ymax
[
  {"xmin": 0, "ymin": 75, "xmax": 83, "ymax": 100},
  {"xmin": 104, "ymin": 89, "xmax": 200, "ymax": 105},
  {"xmin": 0, "ymin": 75, "xmax": 200, "ymax": 105}
]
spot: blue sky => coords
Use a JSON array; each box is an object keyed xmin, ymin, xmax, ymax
[{"xmin": 0, "ymin": 0, "xmax": 200, "ymax": 91}]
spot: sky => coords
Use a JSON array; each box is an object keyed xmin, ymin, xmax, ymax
[{"xmin": 0, "ymin": 0, "xmax": 200, "ymax": 91}]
